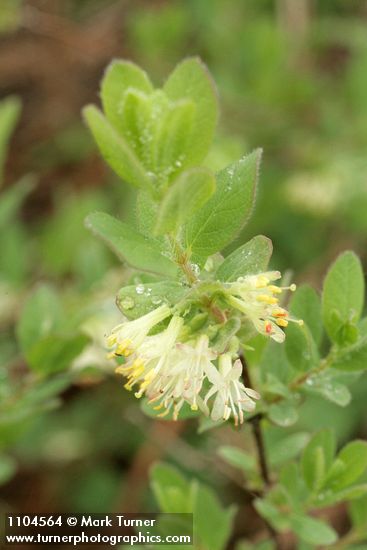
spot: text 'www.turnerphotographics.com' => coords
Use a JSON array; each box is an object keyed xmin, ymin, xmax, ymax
[{"xmin": 4, "ymin": 514, "xmax": 193, "ymax": 546}]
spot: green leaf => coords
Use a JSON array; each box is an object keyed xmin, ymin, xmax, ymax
[
  {"xmin": 116, "ymin": 281, "xmax": 187, "ymax": 320},
  {"xmin": 154, "ymin": 167, "xmax": 216, "ymax": 235},
  {"xmin": 193, "ymin": 482, "xmax": 236, "ymax": 550},
  {"xmin": 285, "ymin": 323, "xmax": 319, "ymax": 373},
  {"xmin": 268, "ymin": 432, "xmax": 310, "ymax": 467},
  {"xmin": 307, "ymin": 374, "xmax": 351, "ymax": 407},
  {"xmin": 289, "ymin": 285, "xmax": 323, "ymax": 347},
  {"xmin": 150, "ymin": 463, "xmax": 192, "ymax": 513},
  {"xmin": 0, "ymin": 455, "xmax": 16, "ymax": 485},
  {"xmin": 101, "ymin": 59, "xmax": 153, "ymax": 134},
  {"xmin": 331, "ymin": 336, "xmax": 367, "ymax": 371},
  {"xmin": 83, "ymin": 105, "xmax": 154, "ymax": 190},
  {"xmin": 26, "ymin": 333, "xmax": 89, "ymax": 375},
  {"xmin": 350, "ymin": 495, "xmax": 367, "ymax": 533},
  {"xmin": 152, "ymin": 97, "xmax": 196, "ymax": 178},
  {"xmin": 254, "ymin": 499, "xmax": 288, "ymax": 531},
  {"xmin": 21, "ymin": 375, "xmax": 72, "ymax": 405},
  {"xmin": 85, "ymin": 212, "xmax": 177, "ymax": 278},
  {"xmin": 317, "ymin": 484, "xmax": 367, "ymax": 506},
  {"xmin": 280, "ymin": 463, "xmax": 309, "ymax": 506},
  {"xmin": 322, "ymin": 251, "xmax": 365, "ymax": 345},
  {"xmin": 0, "ymin": 176, "xmax": 35, "ymax": 227},
  {"xmin": 136, "ymin": 191, "xmax": 165, "ymax": 239},
  {"xmin": 216, "ymin": 235, "xmax": 273, "ymax": 282},
  {"xmin": 268, "ymin": 401, "xmax": 299, "ymax": 427},
  {"xmin": 118, "ymin": 89, "xmax": 153, "ymax": 162},
  {"xmin": 119, "ymin": 89, "xmax": 196, "ymax": 179},
  {"xmin": 17, "ymin": 285, "xmax": 62, "ymax": 355},
  {"xmin": 301, "ymin": 430, "xmax": 336, "ymax": 491},
  {"xmin": 289, "ymin": 514, "xmax": 338, "ymax": 545},
  {"xmin": 0, "ymin": 96, "xmax": 21, "ymax": 186},
  {"xmin": 218, "ymin": 446, "xmax": 256, "ymax": 474},
  {"xmin": 211, "ymin": 317, "xmax": 241, "ymax": 353},
  {"xmin": 186, "ymin": 149, "xmax": 262, "ymax": 263},
  {"xmin": 164, "ymin": 57, "xmax": 218, "ymax": 166},
  {"xmin": 324, "ymin": 440, "xmax": 367, "ymax": 491}
]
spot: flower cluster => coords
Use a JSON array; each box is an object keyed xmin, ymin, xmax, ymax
[
  {"xmin": 226, "ymin": 271, "xmax": 303, "ymax": 342},
  {"xmin": 107, "ymin": 272, "xmax": 302, "ymax": 424}
]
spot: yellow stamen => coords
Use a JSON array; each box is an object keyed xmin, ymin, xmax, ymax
[
  {"xmin": 107, "ymin": 335, "xmax": 116, "ymax": 347},
  {"xmin": 273, "ymin": 307, "xmax": 288, "ymax": 317},
  {"xmin": 191, "ymin": 404, "xmax": 198, "ymax": 411},
  {"xmin": 157, "ymin": 408, "xmax": 170, "ymax": 418},
  {"xmin": 268, "ymin": 285, "xmax": 282, "ymax": 294},
  {"xmin": 255, "ymin": 276, "xmax": 270, "ymax": 288},
  {"xmin": 276, "ymin": 318, "xmax": 288, "ymax": 327},
  {"xmin": 257, "ymin": 294, "xmax": 278, "ymax": 305}
]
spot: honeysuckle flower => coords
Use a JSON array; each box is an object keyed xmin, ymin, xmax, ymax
[
  {"xmin": 169, "ymin": 335, "xmax": 217, "ymax": 414},
  {"xmin": 115, "ymin": 315, "xmax": 183, "ymax": 394},
  {"xmin": 140, "ymin": 333, "xmax": 217, "ymax": 420},
  {"xmin": 226, "ymin": 271, "xmax": 303, "ymax": 342},
  {"xmin": 107, "ymin": 304, "xmax": 171, "ymax": 358},
  {"xmin": 204, "ymin": 354, "xmax": 260, "ymax": 426}
]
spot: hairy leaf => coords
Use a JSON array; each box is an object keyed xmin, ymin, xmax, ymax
[
  {"xmin": 216, "ymin": 235, "xmax": 272, "ymax": 282},
  {"xmin": 322, "ymin": 251, "xmax": 364, "ymax": 345},
  {"xmin": 164, "ymin": 57, "xmax": 218, "ymax": 166},
  {"xmin": 85, "ymin": 212, "xmax": 178, "ymax": 278},
  {"xmin": 186, "ymin": 149, "xmax": 262, "ymax": 263},
  {"xmin": 154, "ymin": 167, "xmax": 215, "ymax": 235}
]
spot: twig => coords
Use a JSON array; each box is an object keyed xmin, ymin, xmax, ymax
[
  {"xmin": 240, "ymin": 356, "xmax": 270, "ymax": 485},
  {"xmin": 240, "ymin": 354, "xmax": 283, "ymax": 550}
]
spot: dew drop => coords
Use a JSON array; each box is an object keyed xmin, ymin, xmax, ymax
[
  {"xmin": 190, "ymin": 263, "xmax": 201, "ymax": 277},
  {"xmin": 135, "ymin": 284, "xmax": 145, "ymax": 295},
  {"xmin": 121, "ymin": 297, "xmax": 135, "ymax": 310},
  {"xmin": 152, "ymin": 296, "xmax": 162, "ymax": 305}
]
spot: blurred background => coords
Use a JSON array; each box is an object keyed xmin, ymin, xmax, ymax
[{"xmin": 1, "ymin": 0, "xmax": 367, "ymax": 547}]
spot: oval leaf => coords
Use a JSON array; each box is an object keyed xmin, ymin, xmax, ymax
[
  {"xmin": 83, "ymin": 105, "xmax": 154, "ymax": 191},
  {"xmin": 216, "ymin": 235, "xmax": 272, "ymax": 282},
  {"xmin": 186, "ymin": 149, "xmax": 262, "ymax": 263},
  {"xmin": 322, "ymin": 251, "xmax": 365, "ymax": 345},
  {"xmin": 85, "ymin": 212, "xmax": 177, "ymax": 278},
  {"xmin": 164, "ymin": 57, "xmax": 218, "ymax": 166},
  {"xmin": 154, "ymin": 167, "xmax": 216, "ymax": 235}
]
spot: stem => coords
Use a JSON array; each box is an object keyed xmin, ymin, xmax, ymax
[
  {"xmin": 240, "ymin": 354, "xmax": 283, "ymax": 550},
  {"xmin": 250, "ymin": 414, "xmax": 270, "ymax": 485},
  {"xmin": 168, "ymin": 235, "xmax": 198, "ymax": 285},
  {"xmin": 240, "ymin": 354, "xmax": 271, "ymax": 486}
]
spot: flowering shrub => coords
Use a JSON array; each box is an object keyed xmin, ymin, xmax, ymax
[
  {"xmin": 83, "ymin": 59, "xmax": 303, "ymax": 422},
  {"xmin": 81, "ymin": 58, "xmax": 367, "ymax": 549}
]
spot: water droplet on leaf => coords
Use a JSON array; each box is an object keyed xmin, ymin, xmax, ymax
[{"xmin": 121, "ymin": 297, "xmax": 135, "ymax": 310}]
